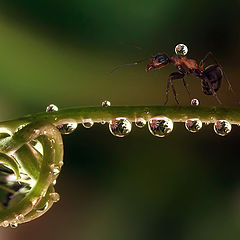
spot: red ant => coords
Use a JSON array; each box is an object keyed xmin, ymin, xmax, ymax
[{"xmin": 111, "ymin": 51, "xmax": 233, "ymax": 104}]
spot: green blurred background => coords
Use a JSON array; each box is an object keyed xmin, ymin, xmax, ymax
[{"xmin": 1, "ymin": 0, "xmax": 240, "ymax": 239}]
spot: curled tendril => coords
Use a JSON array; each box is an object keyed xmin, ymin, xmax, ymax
[{"xmin": 0, "ymin": 121, "xmax": 63, "ymax": 227}]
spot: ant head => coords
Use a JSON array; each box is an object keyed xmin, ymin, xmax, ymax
[{"xmin": 145, "ymin": 53, "xmax": 169, "ymax": 72}]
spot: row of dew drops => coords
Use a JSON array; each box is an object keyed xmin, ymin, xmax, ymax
[{"xmin": 46, "ymin": 99, "xmax": 232, "ymax": 137}]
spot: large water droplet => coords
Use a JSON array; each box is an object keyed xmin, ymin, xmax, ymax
[
  {"xmin": 185, "ymin": 118, "xmax": 202, "ymax": 133},
  {"xmin": 57, "ymin": 121, "xmax": 78, "ymax": 134},
  {"xmin": 49, "ymin": 192, "xmax": 60, "ymax": 203},
  {"xmin": 46, "ymin": 104, "xmax": 58, "ymax": 112},
  {"xmin": 101, "ymin": 100, "xmax": 111, "ymax": 107},
  {"xmin": 109, "ymin": 117, "xmax": 132, "ymax": 137},
  {"xmin": 191, "ymin": 98, "xmax": 200, "ymax": 106},
  {"xmin": 214, "ymin": 120, "xmax": 232, "ymax": 136},
  {"xmin": 10, "ymin": 221, "xmax": 18, "ymax": 228},
  {"xmin": 175, "ymin": 43, "xmax": 188, "ymax": 55},
  {"xmin": 148, "ymin": 116, "xmax": 173, "ymax": 137},
  {"xmin": 135, "ymin": 118, "xmax": 146, "ymax": 128},
  {"xmin": 82, "ymin": 119, "xmax": 94, "ymax": 128}
]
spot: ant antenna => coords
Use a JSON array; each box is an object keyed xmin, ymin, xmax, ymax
[{"xmin": 109, "ymin": 58, "xmax": 148, "ymax": 73}]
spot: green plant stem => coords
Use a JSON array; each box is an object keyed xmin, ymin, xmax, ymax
[{"xmin": 0, "ymin": 106, "xmax": 240, "ymax": 132}]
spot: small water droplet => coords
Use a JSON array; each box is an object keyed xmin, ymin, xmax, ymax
[
  {"xmin": 2, "ymin": 220, "xmax": 9, "ymax": 227},
  {"xmin": 101, "ymin": 120, "xmax": 106, "ymax": 125},
  {"xmin": 214, "ymin": 120, "xmax": 232, "ymax": 136},
  {"xmin": 148, "ymin": 116, "xmax": 173, "ymax": 137},
  {"xmin": 82, "ymin": 119, "xmax": 94, "ymax": 128},
  {"xmin": 101, "ymin": 100, "xmax": 111, "ymax": 107},
  {"xmin": 175, "ymin": 43, "xmax": 188, "ymax": 55},
  {"xmin": 57, "ymin": 121, "xmax": 78, "ymax": 134},
  {"xmin": 49, "ymin": 192, "xmax": 60, "ymax": 203},
  {"xmin": 191, "ymin": 98, "xmax": 200, "ymax": 106},
  {"xmin": 16, "ymin": 214, "xmax": 24, "ymax": 222},
  {"xmin": 50, "ymin": 164, "xmax": 60, "ymax": 175},
  {"xmin": 185, "ymin": 118, "xmax": 202, "ymax": 133},
  {"xmin": 135, "ymin": 118, "xmax": 146, "ymax": 128},
  {"xmin": 109, "ymin": 118, "xmax": 132, "ymax": 137},
  {"xmin": 46, "ymin": 104, "xmax": 58, "ymax": 112},
  {"xmin": 36, "ymin": 201, "xmax": 49, "ymax": 212},
  {"xmin": 10, "ymin": 221, "xmax": 18, "ymax": 228}
]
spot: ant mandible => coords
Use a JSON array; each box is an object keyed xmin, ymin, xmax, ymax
[{"xmin": 111, "ymin": 44, "xmax": 233, "ymax": 104}]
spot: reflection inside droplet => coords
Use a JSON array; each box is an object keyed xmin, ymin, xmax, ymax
[
  {"xmin": 109, "ymin": 117, "xmax": 132, "ymax": 137},
  {"xmin": 148, "ymin": 116, "xmax": 173, "ymax": 137}
]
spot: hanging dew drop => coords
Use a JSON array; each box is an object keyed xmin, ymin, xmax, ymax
[
  {"xmin": 135, "ymin": 118, "xmax": 146, "ymax": 128},
  {"xmin": 175, "ymin": 43, "xmax": 188, "ymax": 55},
  {"xmin": 191, "ymin": 98, "xmax": 200, "ymax": 106},
  {"xmin": 49, "ymin": 192, "xmax": 60, "ymax": 203},
  {"xmin": 214, "ymin": 120, "xmax": 232, "ymax": 136},
  {"xmin": 57, "ymin": 121, "xmax": 78, "ymax": 134},
  {"xmin": 46, "ymin": 104, "xmax": 58, "ymax": 112},
  {"xmin": 148, "ymin": 116, "xmax": 173, "ymax": 137},
  {"xmin": 82, "ymin": 119, "xmax": 94, "ymax": 128},
  {"xmin": 109, "ymin": 117, "xmax": 132, "ymax": 137},
  {"xmin": 10, "ymin": 221, "xmax": 18, "ymax": 228},
  {"xmin": 101, "ymin": 100, "xmax": 111, "ymax": 107},
  {"xmin": 1, "ymin": 220, "xmax": 9, "ymax": 228},
  {"xmin": 16, "ymin": 214, "xmax": 24, "ymax": 222},
  {"xmin": 185, "ymin": 118, "xmax": 202, "ymax": 133}
]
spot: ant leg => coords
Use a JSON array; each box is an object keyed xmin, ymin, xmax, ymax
[
  {"xmin": 200, "ymin": 52, "xmax": 233, "ymax": 92},
  {"xmin": 182, "ymin": 78, "xmax": 191, "ymax": 99},
  {"xmin": 204, "ymin": 77, "xmax": 222, "ymax": 104},
  {"xmin": 164, "ymin": 72, "xmax": 184, "ymax": 105}
]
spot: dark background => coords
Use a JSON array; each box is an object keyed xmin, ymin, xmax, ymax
[{"xmin": 0, "ymin": 1, "xmax": 240, "ymax": 239}]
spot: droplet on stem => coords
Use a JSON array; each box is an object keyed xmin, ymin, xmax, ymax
[
  {"xmin": 82, "ymin": 119, "xmax": 94, "ymax": 128},
  {"xmin": 135, "ymin": 118, "xmax": 146, "ymax": 128},
  {"xmin": 57, "ymin": 121, "xmax": 78, "ymax": 134},
  {"xmin": 214, "ymin": 120, "xmax": 232, "ymax": 136},
  {"xmin": 101, "ymin": 100, "xmax": 111, "ymax": 107},
  {"xmin": 191, "ymin": 98, "xmax": 200, "ymax": 106},
  {"xmin": 46, "ymin": 104, "xmax": 58, "ymax": 112},
  {"xmin": 185, "ymin": 118, "xmax": 202, "ymax": 133},
  {"xmin": 148, "ymin": 116, "xmax": 173, "ymax": 137},
  {"xmin": 109, "ymin": 117, "xmax": 132, "ymax": 137},
  {"xmin": 49, "ymin": 192, "xmax": 60, "ymax": 203}
]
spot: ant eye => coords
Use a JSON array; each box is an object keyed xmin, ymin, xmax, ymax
[{"xmin": 154, "ymin": 54, "xmax": 168, "ymax": 64}]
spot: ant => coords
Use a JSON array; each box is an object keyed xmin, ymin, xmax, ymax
[{"xmin": 111, "ymin": 48, "xmax": 233, "ymax": 104}]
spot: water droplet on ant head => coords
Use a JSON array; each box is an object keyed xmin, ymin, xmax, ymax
[
  {"xmin": 191, "ymin": 98, "xmax": 200, "ymax": 106},
  {"xmin": 101, "ymin": 100, "xmax": 111, "ymax": 107},
  {"xmin": 175, "ymin": 43, "xmax": 188, "ymax": 55},
  {"xmin": 214, "ymin": 120, "xmax": 232, "ymax": 136},
  {"xmin": 46, "ymin": 104, "xmax": 58, "ymax": 112},
  {"xmin": 135, "ymin": 118, "xmax": 146, "ymax": 128},
  {"xmin": 185, "ymin": 118, "xmax": 202, "ymax": 133},
  {"xmin": 109, "ymin": 117, "xmax": 132, "ymax": 137},
  {"xmin": 49, "ymin": 192, "xmax": 60, "ymax": 203},
  {"xmin": 57, "ymin": 121, "xmax": 78, "ymax": 134},
  {"xmin": 148, "ymin": 117, "xmax": 173, "ymax": 137},
  {"xmin": 101, "ymin": 120, "xmax": 106, "ymax": 125},
  {"xmin": 10, "ymin": 221, "xmax": 18, "ymax": 228},
  {"xmin": 82, "ymin": 119, "xmax": 94, "ymax": 128},
  {"xmin": 1, "ymin": 220, "xmax": 9, "ymax": 227}
]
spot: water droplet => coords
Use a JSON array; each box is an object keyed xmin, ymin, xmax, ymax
[
  {"xmin": 101, "ymin": 120, "xmax": 106, "ymax": 125},
  {"xmin": 16, "ymin": 214, "xmax": 24, "ymax": 222},
  {"xmin": 46, "ymin": 104, "xmax": 58, "ymax": 112},
  {"xmin": 175, "ymin": 43, "xmax": 188, "ymax": 55},
  {"xmin": 109, "ymin": 118, "xmax": 132, "ymax": 137},
  {"xmin": 214, "ymin": 120, "xmax": 232, "ymax": 136},
  {"xmin": 49, "ymin": 192, "xmax": 60, "ymax": 203},
  {"xmin": 36, "ymin": 201, "xmax": 49, "ymax": 212},
  {"xmin": 2, "ymin": 220, "xmax": 9, "ymax": 227},
  {"xmin": 50, "ymin": 164, "xmax": 60, "ymax": 175},
  {"xmin": 191, "ymin": 98, "xmax": 200, "ymax": 106},
  {"xmin": 101, "ymin": 100, "xmax": 111, "ymax": 107},
  {"xmin": 82, "ymin": 119, "xmax": 94, "ymax": 128},
  {"xmin": 57, "ymin": 121, "xmax": 78, "ymax": 134},
  {"xmin": 135, "ymin": 118, "xmax": 146, "ymax": 128},
  {"xmin": 10, "ymin": 221, "xmax": 18, "ymax": 228},
  {"xmin": 185, "ymin": 118, "xmax": 202, "ymax": 133},
  {"xmin": 148, "ymin": 116, "xmax": 173, "ymax": 137},
  {"xmin": 53, "ymin": 180, "xmax": 57, "ymax": 185}
]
